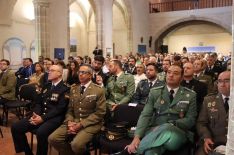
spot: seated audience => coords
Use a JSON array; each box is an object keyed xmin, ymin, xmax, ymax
[
  {"xmin": 131, "ymin": 63, "xmax": 164, "ymax": 104},
  {"xmin": 196, "ymin": 71, "xmax": 230, "ymax": 155},
  {"xmin": 91, "ymin": 55, "xmax": 109, "ymax": 86},
  {"xmin": 133, "ymin": 63, "xmax": 147, "ymax": 88},
  {"xmin": 49, "ymin": 64, "xmax": 106, "ymax": 155},
  {"xmin": 67, "ymin": 60, "xmax": 79, "ymax": 86},
  {"xmin": 106, "ymin": 59, "xmax": 135, "ymax": 111},
  {"xmin": 29, "ymin": 62, "xmax": 44, "ymax": 87},
  {"xmin": 11, "ymin": 65, "xmax": 69, "ymax": 155},
  {"xmin": 0, "ymin": 59, "xmax": 16, "ymax": 104},
  {"xmin": 181, "ymin": 62, "xmax": 208, "ymax": 112},
  {"xmin": 126, "ymin": 65, "xmax": 197, "ymax": 155}
]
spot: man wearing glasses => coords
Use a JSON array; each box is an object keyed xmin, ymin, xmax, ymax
[
  {"xmin": 49, "ymin": 64, "xmax": 106, "ymax": 155},
  {"xmin": 11, "ymin": 64, "xmax": 69, "ymax": 155},
  {"xmin": 196, "ymin": 71, "xmax": 230, "ymax": 155}
]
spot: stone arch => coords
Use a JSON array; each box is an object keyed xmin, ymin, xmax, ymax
[{"xmin": 153, "ymin": 16, "xmax": 231, "ymax": 52}]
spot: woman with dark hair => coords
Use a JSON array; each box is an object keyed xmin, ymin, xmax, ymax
[
  {"xmin": 29, "ymin": 62, "xmax": 45, "ymax": 87},
  {"xmin": 67, "ymin": 60, "xmax": 80, "ymax": 86},
  {"xmin": 84, "ymin": 56, "xmax": 92, "ymax": 64}
]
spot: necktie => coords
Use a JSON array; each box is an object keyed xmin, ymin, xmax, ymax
[
  {"xmin": 51, "ymin": 84, "xmax": 55, "ymax": 90},
  {"xmin": 194, "ymin": 74, "xmax": 197, "ymax": 79},
  {"xmin": 149, "ymin": 82, "xmax": 153, "ymax": 88},
  {"xmin": 114, "ymin": 76, "xmax": 117, "ymax": 82},
  {"xmin": 224, "ymin": 97, "xmax": 229, "ymax": 113},
  {"xmin": 169, "ymin": 89, "xmax": 174, "ymax": 103},
  {"xmin": 80, "ymin": 86, "xmax": 86, "ymax": 95}
]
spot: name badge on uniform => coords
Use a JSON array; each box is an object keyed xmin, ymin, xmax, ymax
[
  {"xmin": 51, "ymin": 93, "xmax": 59, "ymax": 102},
  {"xmin": 43, "ymin": 89, "xmax": 47, "ymax": 94}
]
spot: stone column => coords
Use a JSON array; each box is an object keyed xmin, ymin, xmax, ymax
[
  {"xmin": 95, "ymin": 0, "xmax": 104, "ymax": 50},
  {"xmin": 102, "ymin": 0, "xmax": 113, "ymax": 57},
  {"xmin": 225, "ymin": 2, "xmax": 234, "ymax": 155},
  {"xmin": 33, "ymin": 0, "xmax": 50, "ymax": 58}
]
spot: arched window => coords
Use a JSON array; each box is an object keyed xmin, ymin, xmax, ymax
[{"xmin": 2, "ymin": 37, "xmax": 26, "ymax": 69}]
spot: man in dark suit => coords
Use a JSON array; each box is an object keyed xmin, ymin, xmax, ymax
[
  {"xmin": 131, "ymin": 63, "xmax": 164, "ymax": 104},
  {"xmin": 11, "ymin": 65, "xmax": 69, "ymax": 155},
  {"xmin": 125, "ymin": 56, "xmax": 137, "ymax": 75},
  {"xmin": 91, "ymin": 55, "xmax": 109, "ymax": 86},
  {"xmin": 49, "ymin": 64, "xmax": 106, "ymax": 155},
  {"xmin": 181, "ymin": 62, "xmax": 208, "ymax": 112},
  {"xmin": 196, "ymin": 71, "xmax": 230, "ymax": 155}
]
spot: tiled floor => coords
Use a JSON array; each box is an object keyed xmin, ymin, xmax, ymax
[{"xmin": 0, "ymin": 112, "xmax": 99, "ymax": 155}]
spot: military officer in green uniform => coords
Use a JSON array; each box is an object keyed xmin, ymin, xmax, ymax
[
  {"xmin": 106, "ymin": 59, "xmax": 135, "ymax": 111},
  {"xmin": 49, "ymin": 64, "xmax": 106, "ymax": 155},
  {"xmin": 196, "ymin": 71, "xmax": 230, "ymax": 155},
  {"xmin": 127, "ymin": 65, "xmax": 197, "ymax": 155},
  {"xmin": 193, "ymin": 59, "xmax": 214, "ymax": 93},
  {"xmin": 157, "ymin": 59, "xmax": 171, "ymax": 82}
]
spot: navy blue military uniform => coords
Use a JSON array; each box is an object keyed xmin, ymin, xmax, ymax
[
  {"xmin": 131, "ymin": 79, "xmax": 164, "ymax": 104},
  {"xmin": 11, "ymin": 81, "xmax": 69, "ymax": 155}
]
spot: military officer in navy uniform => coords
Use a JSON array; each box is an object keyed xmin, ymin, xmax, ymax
[
  {"xmin": 127, "ymin": 65, "xmax": 197, "ymax": 155},
  {"xmin": 131, "ymin": 63, "xmax": 164, "ymax": 104},
  {"xmin": 196, "ymin": 71, "xmax": 230, "ymax": 155},
  {"xmin": 11, "ymin": 64, "xmax": 69, "ymax": 155}
]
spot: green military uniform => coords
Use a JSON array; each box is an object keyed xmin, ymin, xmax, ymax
[
  {"xmin": 196, "ymin": 93, "xmax": 228, "ymax": 155},
  {"xmin": 106, "ymin": 72, "xmax": 135, "ymax": 108},
  {"xmin": 194, "ymin": 72, "xmax": 214, "ymax": 94},
  {"xmin": 0, "ymin": 69, "xmax": 16, "ymax": 100},
  {"xmin": 135, "ymin": 85, "xmax": 197, "ymax": 155},
  {"xmin": 49, "ymin": 82, "xmax": 106, "ymax": 155},
  {"xmin": 157, "ymin": 71, "xmax": 166, "ymax": 82}
]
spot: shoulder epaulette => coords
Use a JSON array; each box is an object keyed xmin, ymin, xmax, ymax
[
  {"xmin": 151, "ymin": 85, "xmax": 164, "ymax": 90},
  {"xmin": 71, "ymin": 83, "xmax": 77, "ymax": 87},
  {"xmin": 206, "ymin": 92, "xmax": 218, "ymax": 96},
  {"xmin": 183, "ymin": 87, "xmax": 196, "ymax": 93},
  {"xmin": 93, "ymin": 83, "xmax": 102, "ymax": 88}
]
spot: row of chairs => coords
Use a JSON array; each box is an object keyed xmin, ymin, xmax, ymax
[
  {"xmin": 1, "ymin": 84, "xmax": 36, "ymax": 126},
  {"xmin": 92, "ymin": 104, "xmax": 194, "ymax": 155}
]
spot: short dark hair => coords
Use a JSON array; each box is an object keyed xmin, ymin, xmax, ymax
[
  {"xmin": 111, "ymin": 59, "xmax": 122, "ymax": 70},
  {"xmin": 26, "ymin": 58, "xmax": 33, "ymax": 63},
  {"xmin": 171, "ymin": 64, "xmax": 184, "ymax": 76},
  {"xmin": 0, "ymin": 59, "xmax": 10, "ymax": 65},
  {"xmin": 94, "ymin": 55, "xmax": 105, "ymax": 64},
  {"xmin": 146, "ymin": 63, "xmax": 158, "ymax": 72},
  {"xmin": 128, "ymin": 56, "xmax": 136, "ymax": 62}
]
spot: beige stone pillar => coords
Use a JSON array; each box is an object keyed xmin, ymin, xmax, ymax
[
  {"xmin": 226, "ymin": 1, "xmax": 234, "ymax": 154},
  {"xmin": 33, "ymin": 0, "xmax": 50, "ymax": 58},
  {"xmin": 95, "ymin": 0, "xmax": 104, "ymax": 50}
]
